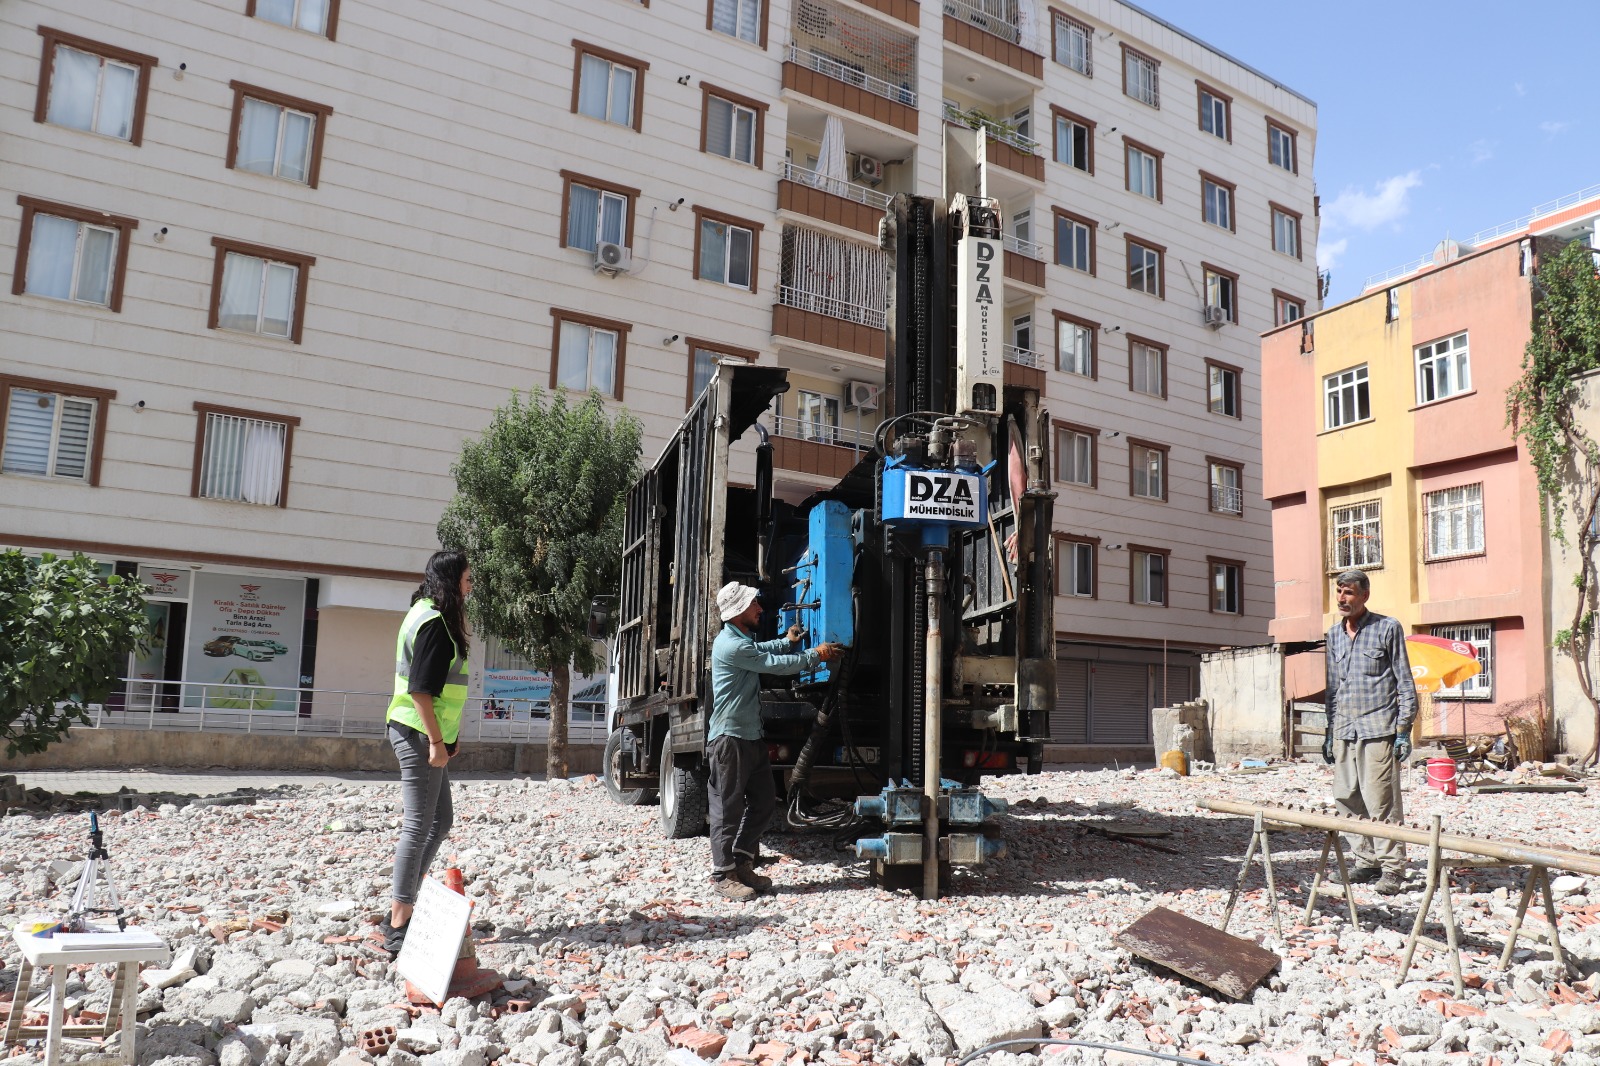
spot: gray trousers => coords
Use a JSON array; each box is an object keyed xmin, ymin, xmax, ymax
[
  {"xmin": 389, "ymin": 721, "xmax": 454, "ymax": 904},
  {"xmin": 1333, "ymin": 735, "xmax": 1405, "ymax": 871},
  {"xmin": 707, "ymin": 735, "xmax": 775, "ymax": 875}
]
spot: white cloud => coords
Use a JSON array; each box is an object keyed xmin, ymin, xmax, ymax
[
  {"xmin": 1323, "ymin": 171, "xmax": 1424, "ymax": 232},
  {"xmin": 1317, "ymin": 238, "xmax": 1349, "ymax": 272},
  {"xmin": 1469, "ymin": 139, "xmax": 1494, "ymax": 165},
  {"xmin": 1541, "ymin": 119, "xmax": 1572, "ymax": 137}
]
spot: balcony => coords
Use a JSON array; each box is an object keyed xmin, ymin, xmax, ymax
[
  {"xmin": 1211, "ymin": 484, "xmax": 1244, "ymax": 515},
  {"xmin": 1002, "ymin": 232, "xmax": 1045, "ymax": 289},
  {"xmin": 1003, "ymin": 343, "xmax": 1044, "ymax": 390},
  {"xmin": 774, "ymin": 288, "xmax": 885, "ymax": 358},
  {"xmin": 779, "ymin": 161, "xmax": 891, "ymax": 237},
  {"xmin": 943, "ymin": 102, "xmax": 1043, "ymax": 183},
  {"xmin": 942, "ymin": 0, "xmax": 1042, "ymax": 79},
  {"xmin": 770, "ymin": 416, "xmax": 876, "ymax": 479},
  {"xmin": 784, "ymin": 0, "xmax": 919, "ymax": 135},
  {"xmin": 775, "ymin": 225, "xmax": 888, "ymax": 359},
  {"xmin": 853, "ymin": 0, "xmax": 920, "ymax": 24}
]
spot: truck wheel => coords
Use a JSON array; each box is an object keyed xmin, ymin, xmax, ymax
[
  {"xmin": 603, "ymin": 728, "xmax": 656, "ymax": 807},
  {"xmin": 659, "ymin": 744, "xmax": 709, "ymax": 839}
]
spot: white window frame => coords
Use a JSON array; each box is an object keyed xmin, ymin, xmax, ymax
[
  {"xmin": 1269, "ymin": 123, "xmax": 1296, "ymax": 172},
  {"xmin": 1012, "ymin": 208, "xmax": 1031, "ymax": 246},
  {"xmin": 1203, "ymin": 179, "xmax": 1232, "ymax": 230},
  {"xmin": 256, "ymin": 0, "xmax": 331, "ymax": 35},
  {"xmin": 1058, "ymin": 216, "xmax": 1092, "ymax": 273},
  {"xmin": 1129, "ymin": 242, "xmax": 1160, "ymax": 296},
  {"xmin": 1416, "ymin": 332, "xmax": 1471, "ymax": 405},
  {"xmin": 1059, "ymin": 539, "xmax": 1094, "ymax": 597},
  {"xmin": 1424, "ymin": 483, "xmax": 1484, "ymax": 560},
  {"xmin": 1276, "ymin": 296, "xmax": 1304, "ymax": 325},
  {"xmin": 1131, "ymin": 342, "xmax": 1163, "ymax": 397},
  {"xmin": 567, "ymin": 184, "xmax": 629, "ymax": 253},
  {"xmin": 1058, "ymin": 321, "xmax": 1092, "ymax": 377},
  {"xmin": 1208, "ymin": 364, "xmax": 1240, "ymax": 417},
  {"xmin": 218, "ymin": 252, "xmax": 299, "ymax": 338},
  {"xmin": 1053, "ymin": 14, "xmax": 1092, "ymax": 75},
  {"xmin": 1054, "ymin": 115, "xmax": 1090, "ymax": 171},
  {"xmin": 47, "ymin": 45, "xmax": 139, "ymax": 140},
  {"xmin": 557, "ymin": 321, "xmax": 620, "ymax": 397},
  {"xmin": 1205, "ymin": 270, "xmax": 1237, "ymax": 322},
  {"xmin": 25, "ymin": 214, "xmax": 119, "ymax": 307},
  {"xmin": 1011, "ymin": 312, "xmax": 1031, "ymax": 354},
  {"xmin": 197, "ymin": 410, "xmax": 290, "ymax": 506},
  {"xmin": 1330, "ymin": 500, "xmax": 1383, "ymax": 570},
  {"xmin": 1125, "ymin": 50, "xmax": 1159, "ymax": 108},
  {"xmin": 577, "ymin": 53, "xmax": 636, "ymax": 127},
  {"xmin": 1209, "ymin": 462, "xmax": 1242, "ymax": 514},
  {"xmin": 2, "ymin": 388, "xmax": 97, "ymax": 481},
  {"xmin": 1056, "ymin": 427, "xmax": 1093, "ymax": 486},
  {"xmin": 707, "ymin": 95, "xmax": 758, "ymax": 165},
  {"xmin": 1324, "ymin": 365, "xmax": 1370, "ymax": 429},
  {"xmin": 1132, "ymin": 550, "xmax": 1166, "ymax": 606},
  {"xmin": 1272, "ymin": 208, "xmax": 1300, "ymax": 258},
  {"xmin": 237, "ymin": 97, "xmax": 317, "ymax": 183},
  {"xmin": 797, "ymin": 390, "xmax": 841, "ymax": 443},
  {"xmin": 1434, "ymin": 622, "xmax": 1492, "ymax": 699},
  {"xmin": 710, "ymin": 0, "xmax": 762, "ymax": 43},
  {"xmin": 1211, "ymin": 561, "xmax": 1242, "ymax": 614},
  {"xmin": 700, "ymin": 218, "xmax": 754, "ymax": 289},
  {"xmin": 1127, "ymin": 145, "xmax": 1158, "ymax": 199},
  {"xmin": 1131, "ymin": 444, "xmax": 1164, "ymax": 500},
  {"xmin": 1011, "ymin": 107, "xmax": 1031, "ymax": 141},
  {"xmin": 1200, "ymin": 90, "xmax": 1227, "ymax": 140}
]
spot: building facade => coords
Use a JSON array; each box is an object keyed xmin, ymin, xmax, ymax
[{"xmin": 2, "ymin": 0, "xmax": 1317, "ymax": 745}]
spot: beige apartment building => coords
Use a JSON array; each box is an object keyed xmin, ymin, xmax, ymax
[{"xmin": 1, "ymin": 0, "xmax": 1316, "ymax": 747}]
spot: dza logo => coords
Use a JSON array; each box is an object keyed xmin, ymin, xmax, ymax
[{"xmin": 908, "ymin": 474, "xmax": 975, "ymax": 505}]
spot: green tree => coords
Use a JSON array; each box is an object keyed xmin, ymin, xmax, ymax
[
  {"xmin": 0, "ymin": 551, "xmax": 151, "ymax": 757},
  {"xmin": 438, "ymin": 388, "xmax": 641, "ymax": 779},
  {"xmin": 1506, "ymin": 238, "xmax": 1600, "ymax": 765}
]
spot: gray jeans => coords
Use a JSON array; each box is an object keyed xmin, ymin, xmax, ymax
[
  {"xmin": 1333, "ymin": 734, "xmax": 1405, "ymax": 871},
  {"xmin": 707, "ymin": 735, "xmax": 775, "ymax": 875},
  {"xmin": 389, "ymin": 721, "xmax": 453, "ymax": 905}
]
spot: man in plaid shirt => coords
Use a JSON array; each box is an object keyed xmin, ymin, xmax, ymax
[{"xmin": 1323, "ymin": 569, "xmax": 1416, "ymax": 895}]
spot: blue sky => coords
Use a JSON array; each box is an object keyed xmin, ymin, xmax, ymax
[{"xmin": 1135, "ymin": 0, "xmax": 1600, "ymax": 302}]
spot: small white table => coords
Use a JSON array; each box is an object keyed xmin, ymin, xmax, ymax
[{"xmin": 4, "ymin": 926, "xmax": 169, "ymax": 1065}]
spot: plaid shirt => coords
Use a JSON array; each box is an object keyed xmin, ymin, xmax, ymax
[{"xmin": 1325, "ymin": 609, "xmax": 1416, "ymax": 740}]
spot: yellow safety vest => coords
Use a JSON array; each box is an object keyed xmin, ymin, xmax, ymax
[{"xmin": 386, "ymin": 599, "xmax": 469, "ymax": 744}]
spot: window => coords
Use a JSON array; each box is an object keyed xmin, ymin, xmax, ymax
[
  {"xmin": 1011, "ymin": 108, "xmax": 1031, "ymax": 141},
  {"xmin": 1201, "ymin": 174, "xmax": 1235, "ymax": 231},
  {"xmin": 1122, "ymin": 44, "xmax": 1159, "ymax": 108},
  {"xmin": 1207, "ymin": 361, "xmax": 1241, "ymax": 418},
  {"xmin": 1324, "ymin": 365, "xmax": 1370, "ymax": 429},
  {"xmin": 1127, "ymin": 237, "xmax": 1163, "ymax": 297},
  {"xmin": 1055, "ymin": 423, "xmax": 1096, "ymax": 486},
  {"xmin": 1057, "ymin": 537, "xmax": 1096, "ymax": 597},
  {"xmin": 209, "ymin": 238, "xmax": 315, "ymax": 343},
  {"xmin": 1204, "ymin": 265, "xmax": 1239, "ymax": 323},
  {"xmin": 1052, "ymin": 13, "xmax": 1092, "ymax": 75},
  {"xmin": 1274, "ymin": 291, "xmax": 1305, "ymax": 326},
  {"xmin": 248, "ymin": 0, "xmax": 339, "ymax": 38},
  {"xmin": 1425, "ymin": 483, "xmax": 1484, "ymax": 559},
  {"xmin": 1416, "ymin": 332, "xmax": 1471, "ymax": 404},
  {"xmin": 1434, "ymin": 622, "xmax": 1492, "ymax": 699},
  {"xmin": 702, "ymin": 85, "xmax": 767, "ymax": 167},
  {"xmin": 552, "ymin": 309, "xmax": 630, "ymax": 398},
  {"xmin": 573, "ymin": 41, "xmax": 646, "ymax": 130},
  {"xmin": 1012, "ymin": 209, "xmax": 1031, "ymax": 245},
  {"xmin": 1129, "ymin": 440, "xmax": 1167, "ymax": 501},
  {"xmin": 1011, "ymin": 313, "xmax": 1032, "ymax": 354},
  {"xmin": 13, "ymin": 197, "xmax": 137, "ymax": 311},
  {"xmin": 1, "ymin": 375, "xmax": 115, "ymax": 485},
  {"xmin": 1197, "ymin": 83, "xmax": 1230, "ymax": 141},
  {"xmin": 35, "ymin": 28, "xmax": 157, "ymax": 144},
  {"xmin": 1131, "ymin": 548, "xmax": 1167, "ymax": 606},
  {"xmin": 693, "ymin": 207, "xmax": 762, "ymax": 292},
  {"xmin": 1129, "ymin": 337, "xmax": 1165, "ymax": 398},
  {"xmin": 685, "ymin": 339, "xmax": 757, "ymax": 407},
  {"xmin": 1055, "ymin": 312, "xmax": 1096, "ymax": 377},
  {"xmin": 708, "ymin": 0, "xmax": 767, "ymax": 46},
  {"xmin": 1386, "ymin": 287, "xmax": 1400, "ymax": 323},
  {"xmin": 1271, "ymin": 204, "xmax": 1301, "ymax": 258},
  {"xmin": 191, "ymin": 402, "xmax": 299, "ymax": 507},
  {"xmin": 1125, "ymin": 140, "xmax": 1161, "ymax": 201},
  {"xmin": 1209, "ymin": 559, "xmax": 1243, "ymax": 614},
  {"xmin": 1208, "ymin": 460, "xmax": 1242, "ymax": 514},
  {"xmin": 227, "ymin": 82, "xmax": 332, "ymax": 187},
  {"xmin": 1330, "ymin": 500, "xmax": 1382, "ymax": 570},
  {"xmin": 561, "ymin": 171, "xmax": 638, "ymax": 252},
  {"xmin": 1268, "ymin": 120, "xmax": 1297, "ymax": 173},
  {"xmin": 1051, "ymin": 108, "xmax": 1094, "ymax": 173},
  {"xmin": 1053, "ymin": 209, "xmax": 1095, "ymax": 274},
  {"xmin": 797, "ymin": 390, "xmax": 841, "ymax": 443}
]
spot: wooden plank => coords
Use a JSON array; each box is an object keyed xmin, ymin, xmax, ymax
[
  {"xmin": 1113, "ymin": 907, "xmax": 1279, "ymax": 1001},
  {"xmin": 1467, "ymin": 782, "xmax": 1585, "ymax": 795}
]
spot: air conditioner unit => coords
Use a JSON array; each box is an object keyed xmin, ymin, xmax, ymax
[
  {"xmin": 594, "ymin": 242, "xmax": 632, "ymax": 275},
  {"xmin": 845, "ymin": 380, "xmax": 881, "ymax": 411},
  {"xmin": 1202, "ymin": 305, "xmax": 1227, "ymax": 329},
  {"xmin": 854, "ymin": 154, "xmax": 885, "ymax": 185}
]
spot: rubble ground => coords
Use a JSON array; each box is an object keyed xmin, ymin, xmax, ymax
[{"xmin": 0, "ymin": 761, "xmax": 1595, "ymax": 1066}]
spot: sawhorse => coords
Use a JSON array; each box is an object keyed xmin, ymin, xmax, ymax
[{"xmin": 2, "ymin": 929, "xmax": 168, "ymax": 1065}]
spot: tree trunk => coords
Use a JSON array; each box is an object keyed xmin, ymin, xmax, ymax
[{"xmin": 547, "ymin": 661, "xmax": 570, "ymax": 780}]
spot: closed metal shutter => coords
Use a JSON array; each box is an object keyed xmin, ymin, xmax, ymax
[
  {"xmin": 1053, "ymin": 659, "xmax": 1088, "ymax": 743},
  {"xmin": 1153, "ymin": 664, "xmax": 1193, "ymax": 706},
  {"xmin": 1089, "ymin": 662, "xmax": 1151, "ymax": 743}
]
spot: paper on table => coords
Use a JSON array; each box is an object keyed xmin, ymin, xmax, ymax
[{"xmin": 50, "ymin": 929, "xmax": 166, "ymax": 951}]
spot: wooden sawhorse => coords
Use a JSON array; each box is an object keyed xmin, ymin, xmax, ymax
[{"xmin": 2, "ymin": 928, "xmax": 169, "ymax": 1065}]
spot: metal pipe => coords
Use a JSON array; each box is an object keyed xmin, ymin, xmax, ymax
[
  {"xmin": 1202, "ymin": 799, "xmax": 1600, "ymax": 876},
  {"xmin": 924, "ymin": 549, "xmax": 944, "ymax": 901}
]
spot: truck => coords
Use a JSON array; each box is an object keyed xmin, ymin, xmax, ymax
[{"xmin": 599, "ymin": 194, "xmax": 1056, "ymax": 897}]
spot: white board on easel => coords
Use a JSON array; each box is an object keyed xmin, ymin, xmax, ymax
[{"xmin": 394, "ymin": 876, "xmax": 472, "ymax": 1005}]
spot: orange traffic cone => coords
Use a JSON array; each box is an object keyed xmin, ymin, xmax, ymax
[
  {"xmin": 443, "ymin": 867, "xmax": 465, "ymax": 894},
  {"xmin": 404, "ymin": 865, "xmax": 503, "ymax": 1006}
]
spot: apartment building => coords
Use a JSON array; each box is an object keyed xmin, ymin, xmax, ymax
[
  {"xmin": 1261, "ymin": 187, "xmax": 1600, "ymax": 751},
  {"xmin": 1, "ymin": 0, "xmax": 1316, "ymax": 745}
]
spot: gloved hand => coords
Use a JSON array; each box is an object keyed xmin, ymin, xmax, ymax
[
  {"xmin": 1394, "ymin": 736, "xmax": 1412, "ymax": 763},
  {"xmin": 1321, "ymin": 733, "xmax": 1334, "ymax": 765},
  {"xmin": 786, "ymin": 623, "xmax": 807, "ymax": 643}
]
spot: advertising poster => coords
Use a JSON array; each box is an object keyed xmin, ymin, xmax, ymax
[
  {"xmin": 183, "ymin": 573, "xmax": 305, "ymax": 713},
  {"xmin": 481, "ymin": 669, "xmax": 604, "ymax": 720}
]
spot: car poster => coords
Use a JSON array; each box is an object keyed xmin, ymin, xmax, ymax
[{"xmin": 183, "ymin": 573, "xmax": 306, "ymax": 713}]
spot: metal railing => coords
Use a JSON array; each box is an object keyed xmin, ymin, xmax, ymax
[
  {"xmin": 1002, "ymin": 232, "xmax": 1044, "ymax": 260},
  {"xmin": 778, "ymin": 284, "xmax": 887, "ymax": 329},
  {"xmin": 943, "ymin": 0, "xmax": 1023, "ymax": 47},
  {"xmin": 782, "ymin": 161, "xmax": 891, "ymax": 211},
  {"xmin": 941, "ymin": 101, "xmax": 1040, "ymax": 156},
  {"xmin": 1003, "ymin": 344, "xmax": 1039, "ymax": 368},
  {"xmin": 1210, "ymin": 483, "xmax": 1243, "ymax": 514},
  {"xmin": 788, "ymin": 43, "xmax": 917, "ymax": 107},
  {"xmin": 772, "ymin": 414, "xmax": 875, "ymax": 453}
]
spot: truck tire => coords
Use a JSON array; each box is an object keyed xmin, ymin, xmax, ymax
[
  {"xmin": 603, "ymin": 728, "xmax": 656, "ymax": 807},
  {"xmin": 659, "ymin": 744, "xmax": 709, "ymax": 839}
]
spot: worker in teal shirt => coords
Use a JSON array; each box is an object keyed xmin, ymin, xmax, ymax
[{"xmin": 707, "ymin": 581, "xmax": 842, "ymax": 901}]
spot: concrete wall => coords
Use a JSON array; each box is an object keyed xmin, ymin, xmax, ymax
[
  {"xmin": 1199, "ymin": 644, "xmax": 1283, "ymax": 759},
  {"xmin": 311, "ymin": 605, "xmax": 404, "ymax": 724},
  {"xmin": 1548, "ymin": 372, "xmax": 1600, "ymax": 758}
]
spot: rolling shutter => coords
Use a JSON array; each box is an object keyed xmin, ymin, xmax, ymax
[
  {"xmin": 1052, "ymin": 659, "xmax": 1088, "ymax": 743},
  {"xmin": 1089, "ymin": 662, "xmax": 1151, "ymax": 743}
]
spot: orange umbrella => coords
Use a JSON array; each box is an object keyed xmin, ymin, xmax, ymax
[{"xmin": 1405, "ymin": 634, "xmax": 1482, "ymax": 694}]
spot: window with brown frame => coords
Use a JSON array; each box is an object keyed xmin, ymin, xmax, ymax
[
  {"xmin": 692, "ymin": 206, "xmax": 762, "ymax": 292},
  {"xmin": 1197, "ymin": 81, "xmax": 1231, "ymax": 142},
  {"xmin": 1055, "ymin": 533, "xmax": 1098, "ymax": 598},
  {"xmin": 1053, "ymin": 207, "xmax": 1096, "ymax": 274},
  {"xmin": 1053, "ymin": 310, "xmax": 1097, "ymax": 377},
  {"xmin": 1127, "ymin": 334, "xmax": 1167, "ymax": 399},
  {"xmin": 34, "ymin": 27, "xmax": 157, "ymax": 145},
  {"xmin": 1206, "ymin": 360, "xmax": 1242, "ymax": 418},
  {"xmin": 1203, "ymin": 262, "xmax": 1240, "ymax": 323},
  {"xmin": 1129, "ymin": 544, "xmax": 1169, "ymax": 606},
  {"xmin": 1123, "ymin": 137, "xmax": 1162, "ymax": 201},
  {"xmin": 1273, "ymin": 289, "xmax": 1305, "ymax": 326},
  {"xmin": 1121, "ymin": 43, "xmax": 1159, "ymax": 108},
  {"xmin": 559, "ymin": 171, "xmax": 640, "ymax": 252},
  {"xmin": 1127, "ymin": 438, "xmax": 1169, "ymax": 501},
  {"xmin": 0, "ymin": 373, "xmax": 116, "ymax": 486},
  {"xmin": 1126, "ymin": 235, "xmax": 1164, "ymax": 297},
  {"xmin": 191, "ymin": 401, "xmax": 300, "ymax": 508},
  {"xmin": 685, "ymin": 339, "xmax": 758, "ymax": 408},
  {"xmin": 1200, "ymin": 171, "xmax": 1236, "ymax": 232},
  {"xmin": 1050, "ymin": 11, "xmax": 1093, "ymax": 76},
  {"xmin": 1050, "ymin": 106, "xmax": 1094, "ymax": 173},
  {"xmin": 551, "ymin": 308, "xmax": 631, "ymax": 399},
  {"xmin": 1207, "ymin": 457, "xmax": 1243, "ymax": 515},
  {"xmin": 1207, "ymin": 556, "xmax": 1243, "ymax": 614},
  {"xmin": 1271, "ymin": 202, "xmax": 1303, "ymax": 259},
  {"xmin": 707, "ymin": 0, "xmax": 769, "ymax": 48},
  {"xmin": 572, "ymin": 40, "xmax": 648, "ymax": 131},
  {"xmin": 208, "ymin": 237, "xmax": 316, "ymax": 344},
  {"xmin": 700, "ymin": 84, "xmax": 767, "ymax": 167},
  {"xmin": 1054, "ymin": 421, "xmax": 1097, "ymax": 487},
  {"xmin": 1268, "ymin": 119, "xmax": 1298, "ymax": 173},
  {"xmin": 226, "ymin": 82, "xmax": 332, "ymax": 188},
  {"xmin": 13, "ymin": 196, "xmax": 138, "ymax": 312},
  {"xmin": 246, "ymin": 0, "xmax": 342, "ymax": 39}
]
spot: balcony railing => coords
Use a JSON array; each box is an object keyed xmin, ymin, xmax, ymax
[
  {"xmin": 782, "ymin": 161, "xmax": 893, "ymax": 211},
  {"xmin": 788, "ymin": 43, "xmax": 918, "ymax": 108},
  {"xmin": 1211, "ymin": 484, "xmax": 1243, "ymax": 514},
  {"xmin": 943, "ymin": 0, "xmax": 1022, "ymax": 46},
  {"xmin": 779, "ymin": 284, "xmax": 887, "ymax": 329},
  {"xmin": 1003, "ymin": 232, "xmax": 1044, "ymax": 260},
  {"xmin": 942, "ymin": 101, "xmax": 1040, "ymax": 156},
  {"xmin": 1003, "ymin": 344, "xmax": 1040, "ymax": 368},
  {"xmin": 773, "ymin": 415, "xmax": 876, "ymax": 454}
]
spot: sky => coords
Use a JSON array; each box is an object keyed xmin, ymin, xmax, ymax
[{"xmin": 1134, "ymin": 0, "xmax": 1600, "ymax": 303}]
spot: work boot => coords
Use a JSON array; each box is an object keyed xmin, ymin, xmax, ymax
[
  {"xmin": 1347, "ymin": 865, "xmax": 1381, "ymax": 885},
  {"xmin": 1374, "ymin": 869, "xmax": 1408, "ymax": 896},
  {"xmin": 377, "ymin": 917, "xmax": 409, "ymax": 955},
  {"xmin": 712, "ymin": 875, "xmax": 757, "ymax": 902},
  {"xmin": 733, "ymin": 861, "xmax": 773, "ymax": 892}
]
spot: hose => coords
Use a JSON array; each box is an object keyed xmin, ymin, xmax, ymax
[{"xmin": 955, "ymin": 1037, "xmax": 1214, "ymax": 1066}]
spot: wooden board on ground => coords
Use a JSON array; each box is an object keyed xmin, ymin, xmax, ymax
[
  {"xmin": 1114, "ymin": 907, "xmax": 1279, "ymax": 1001},
  {"xmin": 1467, "ymin": 783, "xmax": 1585, "ymax": 795},
  {"xmin": 395, "ymin": 876, "xmax": 472, "ymax": 1006}
]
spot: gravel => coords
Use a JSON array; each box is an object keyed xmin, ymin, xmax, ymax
[{"xmin": 0, "ymin": 762, "xmax": 1596, "ymax": 1066}]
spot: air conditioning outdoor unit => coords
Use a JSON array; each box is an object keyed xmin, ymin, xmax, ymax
[
  {"xmin": 845, "ymin": 380, "xmax": 881, "ymax": 411},
  {"xmin": 594, "ymin": 242, "xmax": 633, "ymax": 275},
  {"xmin": 1202, "ymin": 305, "xmax": 1227, "ymax": 329},
  {"xmin": 855, "ymin": 154, "xmax": 885, "ymax": 185}
]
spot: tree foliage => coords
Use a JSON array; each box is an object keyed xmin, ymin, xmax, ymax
[
  {"xmin": 1506, "ymin": 238, "xmax": 1600, "ymax": 764},
  {"xmin": 0, "ymin": 551, "xmax": 151, "ymax": 757},
  {"xmin": 438, "ymin": 388, "xmax": 641, "ymax": 777}
]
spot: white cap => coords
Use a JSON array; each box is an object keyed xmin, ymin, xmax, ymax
[{"xmin": 717, "ymin": 581, "xmax": 759, "ymax": 622}]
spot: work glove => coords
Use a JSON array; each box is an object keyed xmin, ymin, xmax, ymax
[
  {"xmin": 1321, "ymin": 733, "xmax": 1334, "ymax": 765},
  {"xmin": 786, "ymin": 623, "xmax": 807, "ymax": 644},
  {"xmin": 1394, "ymin": 736, "xmax": 1412, "ymax": 763}
]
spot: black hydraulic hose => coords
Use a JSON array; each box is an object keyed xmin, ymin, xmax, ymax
[{"xmin": 955, "ymin": 1038, "xmax": 1213, "ymax": 1066}]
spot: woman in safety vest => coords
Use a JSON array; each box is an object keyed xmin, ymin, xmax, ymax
[{"xmin": 379, "ymin": 550, "xmax": 472, "ymax": 954}]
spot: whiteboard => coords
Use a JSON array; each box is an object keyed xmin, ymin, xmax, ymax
[{"xmin": 394, "ymin": 876, "xmax": 472, "ymax": 1005}]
